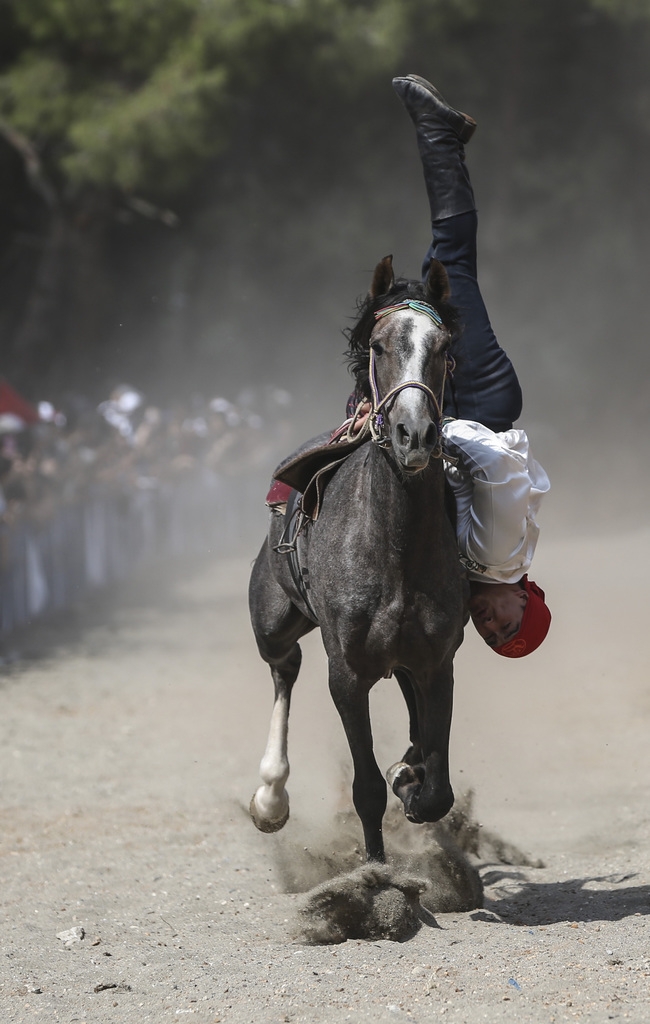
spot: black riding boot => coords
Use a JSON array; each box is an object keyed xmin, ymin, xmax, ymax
[
  {"xmin": 392, "ymin": 75, "xmax": 523, "ymax": 431},
  {"xmin": 392, "ymin": 75, "xmax": 476, "ymax": 221}
]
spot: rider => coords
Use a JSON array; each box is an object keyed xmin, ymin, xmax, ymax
[
  {"xmin": 369, "ymin": 75, "xmax": 551, "ymax": 657},
  {"xmin": 271, "ymin": 75, "xmax": 551, "ymax": 658}
]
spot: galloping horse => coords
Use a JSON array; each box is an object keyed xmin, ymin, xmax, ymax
[{"xmin": 249, "ymin": 255, "xmax": 466, "ymax": 863}]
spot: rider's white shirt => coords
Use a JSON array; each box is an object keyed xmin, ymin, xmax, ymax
[{"xmin": 442, "ymin": 419, "xmax": 550, "ymax": 584}]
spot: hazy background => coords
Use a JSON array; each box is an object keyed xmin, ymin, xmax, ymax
[{"xmin": 1, "ymin": 0, "xmax": 649, "ymax": 532}]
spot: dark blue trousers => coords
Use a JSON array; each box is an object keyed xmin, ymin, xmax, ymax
[{"xmin": 422, "ymin": 211, "xmax": 522, "ymax": 432}]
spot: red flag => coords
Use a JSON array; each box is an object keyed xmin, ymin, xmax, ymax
[{"xmin": 0, "ymin": 379, "xmax": 40, "ymax": 424}]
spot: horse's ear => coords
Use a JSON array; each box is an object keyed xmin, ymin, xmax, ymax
[
  {"xmin": 369, "ymin": 255, "xmax": 394, "ymax": 298},
  {"xmin": 424, "ymin": 258, "xmax": 451, "ymax": 305}
]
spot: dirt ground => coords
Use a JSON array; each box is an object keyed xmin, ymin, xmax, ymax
[{"xmin": 1, "ymin": 520, "xmax": 649, "ymax": 1024}]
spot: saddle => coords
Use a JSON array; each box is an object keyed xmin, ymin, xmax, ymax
[
  {"xmin": 269, "ymin": 426, "xmax": 370, "ymax": 520},
  {"xmin": 263, "ymin": 427, "xmax": 369, "ymax": 622}
]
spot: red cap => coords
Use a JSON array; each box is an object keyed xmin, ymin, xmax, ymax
[{"xmin": 493, "ymin": 576, "xmax": 551, "ymax": 658}]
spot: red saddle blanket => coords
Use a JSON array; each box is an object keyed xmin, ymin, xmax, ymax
[{"xmin": 266, "ymin": 478, "xmax": 293, "ymax": 506}]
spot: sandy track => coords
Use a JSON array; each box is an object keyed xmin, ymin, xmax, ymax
[{"xmin": 0, "ymin": 528, "xmax": 649, "ymax": 1023}]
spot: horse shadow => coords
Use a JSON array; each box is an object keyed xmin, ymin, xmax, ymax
[{"xmin": 477, "ymin": 867, "xmax": 650, "ymax": 926}]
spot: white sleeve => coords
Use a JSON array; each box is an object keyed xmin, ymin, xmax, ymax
[{"xmin": 443, "ymin": 419, "xmax": 550, "ymax": 581}]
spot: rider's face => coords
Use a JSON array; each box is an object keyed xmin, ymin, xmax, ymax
[{"xmin": 469, "ymin": 586, "xmax": 528, "ymax": 648}]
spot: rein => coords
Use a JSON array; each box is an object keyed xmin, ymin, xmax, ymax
[{"xmin": 348, "ymin": 299, "xmax": 454, "ymax": 459}]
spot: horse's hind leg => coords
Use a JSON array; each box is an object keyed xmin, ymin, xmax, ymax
[
  {"xmin": 250, "ymin": 645, "xmax": 301, "ymax": 833},
  {"xmin": 394, "ymin": 669, "xmax": 422, "ymax": 765},
  {"xmin": 249, "ymin": 542, "xmax": 315, "ymax": 833},
  {"xmin": 389, "ymin": 665, "xmax": 455, "ymax": 825},
  {"xmin": 386, "ymin": 669, "xmax": 426, "ymax": 822}
]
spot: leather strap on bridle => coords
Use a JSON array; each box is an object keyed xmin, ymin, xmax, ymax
[{"xmin": 351, "ymin": 301, "xmax": 454, "ymax": 458}]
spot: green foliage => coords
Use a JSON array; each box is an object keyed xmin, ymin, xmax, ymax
[
  {"xmin": 63, "ymin": 60, "xmax": 228, "ymax": 193},
  {"xmin": 12, "ymin": 0, "xmax": 198, "ymax": 72},
  {"xmin": 2, "ymin": 0, "xmax": 649, "ymax": 417},
  {"xmin": 0, "ymin": 0, "xmax": 648, "ymax": 198},
  {"xmin": 0, "ymin": 53, "xmax": 75, "ymax": 140},
  {"xmin": 0, "ymin": 0, "xmax": 415, "ymax": 197}
]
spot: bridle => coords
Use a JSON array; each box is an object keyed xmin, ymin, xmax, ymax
[{"xmin": 347, "ymin": 299, "xmax": 454, "ymax": 459}]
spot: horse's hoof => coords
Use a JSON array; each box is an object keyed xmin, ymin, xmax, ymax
[
  {"xmin": 387, "ymin": 762, "xmax": 425, "ymax": 823},
  {"xmin": 249, "ymin": 791, "xmax": 290, "ymax": 834},
  {"xmin": 386, "ymin": 761, "xmax": 424, "ymax": 793}
]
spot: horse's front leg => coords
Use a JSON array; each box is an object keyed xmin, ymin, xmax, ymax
[
  {"xmin": 389, "ymin": 665, "xmax": 455, "ymax": 824},
  {"xmin": 328, "ymin": 660, "xmax": 387, "ymax": 862}
]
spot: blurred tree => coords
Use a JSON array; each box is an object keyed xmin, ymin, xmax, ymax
[
  {"xmin": 0, "ymin": 0, "xmax": 414, "ymax": 387},
  {"xmin": 0, "ymin": 0, "xmax": 410, "ymax": 197},
  {"xmin": 0, "ymin": 0, "xmax": 647, "ymax": 428}
]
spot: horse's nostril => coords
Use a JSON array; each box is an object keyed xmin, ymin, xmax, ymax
[
  {"xmin": 424, "ymin": 422, "xmax": 438, "ymax": 448},
  {"xmin": 396, "ymin": 423, "xmax": 410, "ymax": 450},
  {"xmin": 397, "ymin": 421, "xmax": 437, "ymax": 452}
]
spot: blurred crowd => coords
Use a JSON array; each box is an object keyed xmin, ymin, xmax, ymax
[
  {"xmin": 0, "ymin": 381, "xmax": 292, "ymax": 528},
  {"xmin": 0, "ymin": 379, "xmax": 293, "ymax": 638}
]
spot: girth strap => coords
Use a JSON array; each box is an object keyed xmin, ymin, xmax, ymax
[{"xmin": 273, "ymin": 488, "xmax": 319, "ymax": 624}]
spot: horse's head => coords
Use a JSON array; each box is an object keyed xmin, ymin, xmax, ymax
[{"xmin": 347, "ymin": 255, "xmax": 456, "ymax": 475}]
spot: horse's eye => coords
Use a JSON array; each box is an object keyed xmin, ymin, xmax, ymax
[{"xmin": 371, "ymin": 341, "xmax": 384, "ymax": 355}]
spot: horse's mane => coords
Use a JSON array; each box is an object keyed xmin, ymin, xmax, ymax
[{"xmin": 343, "ymin": 275, "xmax": 460, "ymax": 400}]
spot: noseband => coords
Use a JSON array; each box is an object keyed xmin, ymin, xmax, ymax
[{"xmin": 359, "ymin": 300, "xmax": 454, "ymax": 457}]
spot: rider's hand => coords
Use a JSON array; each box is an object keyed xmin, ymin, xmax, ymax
[{"xmin": 351, "ymin": 401, "xmax": 372, "ymax": 434}]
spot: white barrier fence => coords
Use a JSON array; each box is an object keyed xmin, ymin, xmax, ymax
[{"xmin": 0, "ymin": 468, "xmax": 268, "ymax": 637}]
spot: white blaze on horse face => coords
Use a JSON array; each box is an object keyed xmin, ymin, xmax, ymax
[{"xmin": 390, "ymin": 310, "xmax": 438, "ymax": 420}]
